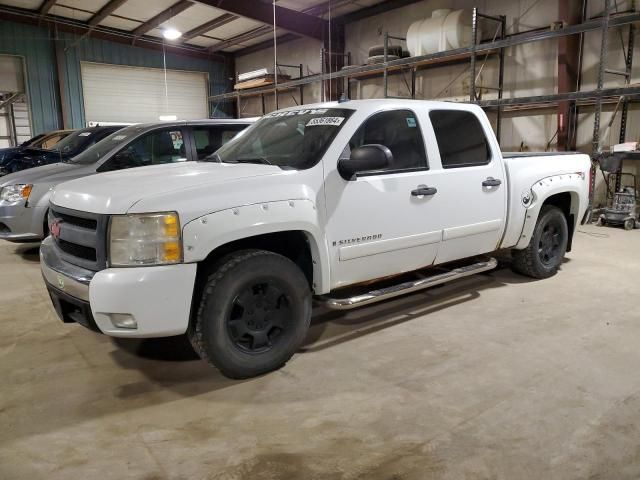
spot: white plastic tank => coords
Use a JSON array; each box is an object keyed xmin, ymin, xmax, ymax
[{"xmin": 406, "ymin": 9, "xmax": 478, "ymax": 57}]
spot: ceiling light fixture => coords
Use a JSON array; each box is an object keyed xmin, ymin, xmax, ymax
[
  {"xmin": 159, "ymin": 115, "xmax": 177, "ymax": 121},
  {"xmin": 162, "ymin": 28, "xmax": 182, "ymax": 40}
]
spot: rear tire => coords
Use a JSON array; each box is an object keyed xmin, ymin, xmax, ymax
[
  {"xmin": 624, "ymin": 219, "xmax": 635, "ymax": 231},
  {"xmin": 512, "ymin": 205, "xmax": 569, "ymax": 279},
  {"xmin": 189, "ymin": 249, "xmax": 311, "ymax": 379}
]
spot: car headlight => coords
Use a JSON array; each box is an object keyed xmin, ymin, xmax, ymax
[
  {"xmin": 109, "ymin": 212, "xmax": 182, "ymax": 266},
  {"xmin": 0, "ymin": 184, "xmax": 33, "ymax": 202}
]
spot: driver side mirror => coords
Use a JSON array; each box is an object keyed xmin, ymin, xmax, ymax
[{"xmin": 337, "ymin": 144, "xmax": 393, "ymax": 181}]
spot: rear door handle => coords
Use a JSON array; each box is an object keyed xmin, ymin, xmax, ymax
[
  {"xmin": 411, "ymin": 185, "xmax": 437, "ymax": 197},
  {"xmin": 482, "ymin": 177, "xmax": 502, "ymax": 187}
]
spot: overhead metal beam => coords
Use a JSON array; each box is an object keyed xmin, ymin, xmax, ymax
[
  {"xmin": 88, "ymin": 0, "xmax": 129, "ymax": 27},
  {"xmin": 65, "ymin": 0, "xmax": 129, "ymax": 47},
  {"xmin": 209, "ymin": 25, "xmax": 272, "ymax": 52},
  {"xmin": 341, "ymin": 0, "xmax": 426, "ymax": 23},
  {"xmin": 132, "ymin": 0, "xmax": 194, "ymax": 38},
  {"xmin": 194, "ymin": 0, "xmax": 327, "ymax": 41},
  {"xmin": 181, "ymin": 13, "xmax": 237, "ymax": 41},
  {"xmin": 0, "ymin": 6, "xmax": 231, "ymax": 61},
  {"xmin": 235, "ymin": 33, "xmax": 300, "ymax": 56},
  {"xmin": 227, "ymin": 0, "xmax": 419, "ymax": 57},
  {"xmin": 210, "ymin": 0, "xmax": 343, "ymax": 54},
  {"xmin": 230, "ymin": 1, "xmax": 347, "ymax": 56},
  {"xmin": 39, "ymin": 0, "xmax": 56, "ymax": 15}
]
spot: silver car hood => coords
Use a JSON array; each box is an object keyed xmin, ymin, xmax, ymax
[{"xmin": 0, "ymin": 162, "xmax": 89, "ymax": 187}]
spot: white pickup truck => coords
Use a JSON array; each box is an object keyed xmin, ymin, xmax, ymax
[{"xmin": 41, "ymin": 99, "xmax": 591, "ymax": 378}]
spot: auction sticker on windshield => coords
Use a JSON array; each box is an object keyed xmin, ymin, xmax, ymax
[{"xmin": 306, "ymin": 117, "xmax": 345, "ymax": 127}]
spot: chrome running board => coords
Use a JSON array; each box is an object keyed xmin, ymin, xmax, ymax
[{"xmin": 318, "ymin": 257, "xmax": 498, "ymax": 310}]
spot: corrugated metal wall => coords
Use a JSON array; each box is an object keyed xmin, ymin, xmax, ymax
[
  {"xmin": 0, "ymin": 19, "xmax": 233, "ymax": 134},
  {"xmin": 0, "ymin": 20, "xmax": 61, "ymax": 135}
]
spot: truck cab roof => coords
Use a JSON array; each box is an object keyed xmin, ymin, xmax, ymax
[{"xmin": 270, "ymin": 98, "xmax": 476, "ymax": 114}]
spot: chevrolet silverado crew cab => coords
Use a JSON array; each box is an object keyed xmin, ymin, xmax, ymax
[
  {"xmin": 0, "ymin": 119, "xmax": 252, "ymax": 242},
  {"xmin": 41, "ymin": 99, "xmax": 591, "ymax": 379}
]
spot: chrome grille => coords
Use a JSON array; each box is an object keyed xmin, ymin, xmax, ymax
[{"xmin": 48, "ymin": 206, "xmax": 108, "ymax": 271}]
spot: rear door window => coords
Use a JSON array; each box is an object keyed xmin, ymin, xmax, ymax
[
  {"xmin": 429, "ymin": 110, "xmax": 491, "ymax": 168},
  {"xmin": 193, "ymin": 125, "xmax": 247, "ymax": 160}
]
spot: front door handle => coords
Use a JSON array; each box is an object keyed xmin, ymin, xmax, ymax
[
  {"xmin": 482, "ymin": 177, "xmax": 502, "ymax": 187},
  {"xmin": 411, "ymin": 185, "xmax": 437, "ymax": 197}
]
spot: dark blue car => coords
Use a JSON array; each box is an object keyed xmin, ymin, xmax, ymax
[
  {"xmin": 0, "ymin": 125, "xmax": 125, "ymax": 176},
  {"xmin": 0, "ymin": 130, "xmax": 72, "ymax": 168}
]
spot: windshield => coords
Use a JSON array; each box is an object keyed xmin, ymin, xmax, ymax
[
  {"xmin": 69, "ymin": 126, "xmax": 142, "ymax": 165},
  {"xmin": 214, "ymin": 108, "xmax": 354, "ymax": 169},
  {"xmin": 49, "ymin": 130, "xmax": 98, "ymax": 158}
]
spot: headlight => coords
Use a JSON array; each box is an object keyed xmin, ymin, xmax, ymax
[
  {"xmin": 109, "ymin": 212, "xmax": 182, "ymax": 266},
  {"xmin": 0, "ymin": 184, "xmax": 33, "ymax": 202}
]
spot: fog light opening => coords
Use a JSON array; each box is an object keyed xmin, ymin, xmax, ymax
[{"xmin": 110, "ymin": 313, "xmax": 138, "ymax": 329}]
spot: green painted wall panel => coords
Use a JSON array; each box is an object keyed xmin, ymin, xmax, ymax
[
  {"xmin": 0, "ymin": 20, "xmax": 233, "ymax": 134},
  {"xmin": 0, "ymin": 20, "xmax": 61, "ymax": 134}
]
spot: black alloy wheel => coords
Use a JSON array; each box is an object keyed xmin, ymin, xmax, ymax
[
  {"xmin": 227, "ymin": 281, "xmax": 291, "ymax": 354},
  {"xmin": 538, "ymin": 221, "xmax": 563, "ymax": 267}
]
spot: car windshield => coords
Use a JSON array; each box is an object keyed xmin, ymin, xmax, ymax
[
  {"xmin": 69, "ymin": 126, "xmax": 142, "ymax": 164},
  {"xmin": 213, "ymin": 108, "xmax": 354, "ymax": 170},
  {"xmin": 50, "ymin": 130, "xmax": 99, "ymax": 158}
]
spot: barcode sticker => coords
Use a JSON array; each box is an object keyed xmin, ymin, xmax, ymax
[{"xmin": 306, "ymin": 117, "xmax": 345, "ymax": 127}]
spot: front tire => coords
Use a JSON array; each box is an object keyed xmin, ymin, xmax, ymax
[
  {"xmin": 512, "ymin": 205, "xmax": 569, "ymax": 279},
  {"xmin": 624, "ymin": 219, "xmax": 635, "ymax": 231},
  {"xmin": 189, "ymin": 249, "xmax": 311, "ymax": 379}
]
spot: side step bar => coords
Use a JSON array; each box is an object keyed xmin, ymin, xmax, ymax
[{"xmin": 318, "ymin": 257, "xmax": 498, "ymax": 310}]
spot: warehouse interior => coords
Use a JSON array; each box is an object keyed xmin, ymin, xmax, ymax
[{"xmin": 1, "ymin": 0, "xmax": 640, "ymax": 478}]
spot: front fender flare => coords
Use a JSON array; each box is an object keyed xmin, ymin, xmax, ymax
[{"xmin": 182, "ymin": 199, "xmax": 330, "ymax": 294}]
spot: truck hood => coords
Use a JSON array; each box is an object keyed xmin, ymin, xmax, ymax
[
  {"xmin": 0, "ymin": 162, "xmax": 86, "ymax": 187},
  {"xmin": 51, "ymin": 162, "xmax": 286, "ymax": 214}
]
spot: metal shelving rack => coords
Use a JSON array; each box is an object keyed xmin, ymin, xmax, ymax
[
  {"xmin": 232, "ymin": 63, "xmax": 304, "ymax": 118},
  {"xmin": 211, "ymin": 5, "xmax": 640, "ymax": 167}
]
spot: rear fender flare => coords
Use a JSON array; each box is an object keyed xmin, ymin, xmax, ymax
[{"xmin": 514, "ymin": 174, "xmax": 586, "ymax": 249}]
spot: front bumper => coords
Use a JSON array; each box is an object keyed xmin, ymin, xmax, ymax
[
  {"xmin": 41, "ymin": 236, "xmax": 198, "ymax": 338},
  {"xmin": 0, "ymin": 201, "xmax": 46, "ymax": 242}
]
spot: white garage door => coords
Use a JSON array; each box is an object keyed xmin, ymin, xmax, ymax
[{"xmin": 80, "ymin": 62, "xmax": 208, "ymax": 124}]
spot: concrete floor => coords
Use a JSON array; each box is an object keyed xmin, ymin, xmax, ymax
[{"xmin": 0, "ymin": 225, "xmax": 639, "ymax": 479}]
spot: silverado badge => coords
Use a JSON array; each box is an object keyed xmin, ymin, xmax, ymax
[{"xmin": 333, "ymin": 234, "xmax": 382, "ymax": 247}]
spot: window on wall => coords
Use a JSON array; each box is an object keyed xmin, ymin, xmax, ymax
[
  {"xmin": 346, "ymin": 109, "xmax": 428, "ymax": 173},
  {"xmin": 429, "ymin": 110, "xmax": 491, "ymax": 168}
]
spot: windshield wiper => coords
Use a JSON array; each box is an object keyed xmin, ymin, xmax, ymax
[{"xmin": 224, "ymin": 156, "xmax": 272, "ymax": 165}]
